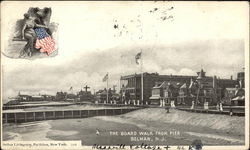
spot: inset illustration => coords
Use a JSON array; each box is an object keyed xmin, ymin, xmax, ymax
[{"xmin": 3, "ymin": 7, "xmax": 58, "ymax": 59}]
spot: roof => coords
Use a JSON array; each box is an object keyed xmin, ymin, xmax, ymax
[
  {"xmin": 226, "ymin": 88, "xmax": 236, "ymax": 91},
  {"xmin": 120, "ymin": 72, "xmax": 237, "ymax": 83},
  {"xmin": 235, "ymin": 88, "xmax": 245, "ymax": 96},
  {"xmin": 31, "ymin": 96, "xmax": 43, "ymax": 98},
  {"xmin": 19, "ymin": 95, "xmax": 30, "ymax": 97},
  {"xmin": 180, "ymin": 83, "xmax": 187, "ymax": 89},
  {"xmin": 152, "ymin": 81, "xmax": 167, "ymax": 89},
  {"xmin": 232, "ymin": 96, "xmax": 245, "ymax": 101},
  {"xmin": 189, "ymin": 78, "xmax": 194, "ymax": 89},
  {"xmin": 149, "ymin": 95, "xmax": 161, "ymax": 100},
  {"xmin": 121, "ymin": 72, "xmax": 196, "ymax": 80}
]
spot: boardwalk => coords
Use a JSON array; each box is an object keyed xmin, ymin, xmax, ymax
[
  {"xmin": 176, "ymin": 106, "xmax": 245, "ymax": 116},
  {"xmin": 2, "ymin": 107, "xmax": 140, "ymax": 124}
]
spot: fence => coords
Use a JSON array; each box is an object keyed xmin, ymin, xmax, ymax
[{"xmin": 2, "ymin": 108, "xmax": 139, "ymax": 124}]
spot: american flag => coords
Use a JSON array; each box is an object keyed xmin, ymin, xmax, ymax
[
  {"xmin": 35, "ymin": 28, "xmax": 56, "ymax": 55},
  {"xmin": 135, "ymin": 52, "xmax": 141, "ymax": 65},
  {"xmin": 103, "ymin": 73, "xmax": 109, "ymax": 82}
]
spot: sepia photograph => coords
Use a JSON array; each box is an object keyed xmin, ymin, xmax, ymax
[{"xmin": 1, "ymin": 1, "xmax": 249, "ymax": 150}]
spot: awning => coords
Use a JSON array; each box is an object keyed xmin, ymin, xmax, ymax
[
  {"xmin": 149, "ymin": 96, "xmax": 161, "ymax": 100},
  {"xmin": 232, "ymin": 96, "xmax": 245, "ymax": 101}
]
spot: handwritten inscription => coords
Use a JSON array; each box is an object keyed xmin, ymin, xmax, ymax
[{"xmin": 92, "ymin": 143, "xmax": 171, "ymax": 150}]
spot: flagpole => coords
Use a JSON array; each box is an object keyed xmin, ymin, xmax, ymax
[
  {"xmin": 107, "ymin": 73, "xmax": 109, "ymax": 103},
  {"xmin": 140, "ymin": 49, "xmax": 143, "ymax": 104}
]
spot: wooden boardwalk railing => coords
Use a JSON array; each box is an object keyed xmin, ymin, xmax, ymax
[
  {"xmin": 3, "ymin": 103, "xmax": 75, "ymax": 110},
  {"xmin": 176, "ymin": 107, "xmax": 245, "ymax": 116},
  {"xmin": 2, "ymin": 108, "xmax": 139, "ymax": 124}
]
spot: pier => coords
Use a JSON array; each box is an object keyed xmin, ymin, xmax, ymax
[{"xmin": 2, "ymin": 107, "xmax": 140, "ymax": 124}]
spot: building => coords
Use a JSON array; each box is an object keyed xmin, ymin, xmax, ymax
[
  {"xmin": 164, "ymin": 82, "xmax": 180, "ymax": 104},
  {"xmin": 150, "ymin": 81, "xmax": 168, "ymax": 105},
  {"xmin": 5, "ymin": 99, "xmax": 21, "ymax": 105},
  {"xmin": 222, "ymin": 85, "xmax": 245, "ymax": 106},
  {"xmin": 17, "ymin": 94, "xmax": 32, "ymax": 101},
  {"xmin": 42, "ymin": 95, "xmax": 55, "ymax": 101},
  {"xmin": 30, "ymin": 95, "xmax": 44, "ymax": 101},
  {"xmin": 150, "ymin": 81, "xmax": 180, "ymax": 105},
  {"xmin": 77, "ymin": 90, "xmax": 94, "ymax": 102},
  {"xmin": 231, "ymin": 87, "xmax": 245, "ymax": 106},
  {"xmin": 237, "ymin": 71, "xmax": 245, "ymax": 88},
  {"xmin": 120, "ymin": 72, "xmax": 195, "ymax": 104},
  {"xmin": 66, "ymin": 93, "xmax": 77, "ymax": 101},
  {"xmin": 195, "ymin": 69, "xmax": 215, "ymax": 105},
  {"xmin": 121, "ymin": 70, "xmax": 238, "ymax": 105},
  {"xmin": 95, "ymin": 88, "xmax": 114, "ymax": 103},
  {"xmin": 178, "ymin": 83, "xmax": 190, "ymax": 105},
  {"xmin": 177, "ymin": 69, "xmax": 234, "ymax": 106},
  {"xmin": 95, "ymin": 89, "xmax": 107, "ymax": 103},
  {"xmin": 120, "ymin": 85, "xmax": 131, "ymax": 104},
  {"xmin": 55, "ymin": 92, "xmax": 67, "ymax": 101},
  {"xmin": 95, "ymin": 87, "xmax": 120, "ymax": 104}
]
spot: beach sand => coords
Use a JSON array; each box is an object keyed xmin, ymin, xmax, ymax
[{"xmin": 3, "ymin": 108, "xmax": 245, "ymax": 146}]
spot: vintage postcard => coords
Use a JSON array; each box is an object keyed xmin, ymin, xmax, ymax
[{"xmin": 1, "ymin": 1, "xmax": 249, "ymax": 150}]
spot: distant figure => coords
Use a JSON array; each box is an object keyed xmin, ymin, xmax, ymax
[
  {"xmin": 230, "ymin": 108, "xmax": 233, "ymax": 117},
  {"xmin": 204, "ymin": 102, "xmax": 209, "ymax": 110},
  {"xmin": 191, "ymin": 101, "xmax": 195, "ymax": 109},
  {"xmin": 162, "ymin": 99, "xmax": 165, "ymax": 107},
  {"xmin": 219, "ymin": 102, "xmax": 223, "ymax": 111},
  {"xmin": 133, "ymin": 100, "xmax": 136, "ymax": 105},
  {"xmin": 165, "ymin": 107, "xmax": 170, "ymax": 113},
  {"xmin": 216, "ymin": 103, "xmax": 220, "ymax": 110},
  {"xmin": 170, "ymin": 101, "xmax": 175, "ymax": 108},
  {"xmin": 96, "ymin": 129, "xmax": 100, "ymax": 135},
  {"xmin": 160, "ymin": 99, "xmax": 163, "ymax": 107}
]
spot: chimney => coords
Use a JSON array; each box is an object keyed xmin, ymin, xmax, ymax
[{"xmin": 230, "ymin": 75, "xmax": 233, "ymax": 80}]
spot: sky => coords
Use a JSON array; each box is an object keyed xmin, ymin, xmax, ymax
[{"xmin": 1, "ymin": 1, "xmax": 248, "ymax": 100}]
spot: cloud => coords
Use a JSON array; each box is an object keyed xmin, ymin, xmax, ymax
[
  {"xmin": 2, "ymin": 39, "xmax": 244, "ymax": 102},
  {"xmin": 1, "ymin": 2, "xmax": 246, "ymax": 101}
]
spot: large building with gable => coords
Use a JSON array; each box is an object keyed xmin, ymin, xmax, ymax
[{"xmin": 120, "ymin": 69, "xmax": 238, "ymax": 105}]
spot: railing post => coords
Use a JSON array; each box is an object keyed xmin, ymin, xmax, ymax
[
  {"xmin": 43, "ymin": 112, "xmax": 46, "ymax": 120},
  {"xmin": 53, "ymin": 111, "xmax": 55, "ymax": 119},
  {"xmin": 62, "ymin": 111, "xmax": 65, "ymax": 118},
  {"xmin": 5, "ymin": 113, "xmax": 8, "ymax": 123},
  {"xmin": 24, "ymin": 113, "xmax": 27, "ymax": 122},
  {"xmin": 14, "ymin": 113, "xmax": 17, "ymax": 123},
  {"xmin": 33, "ymin": 112, "xmax": 36, "ymax": 121}
]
